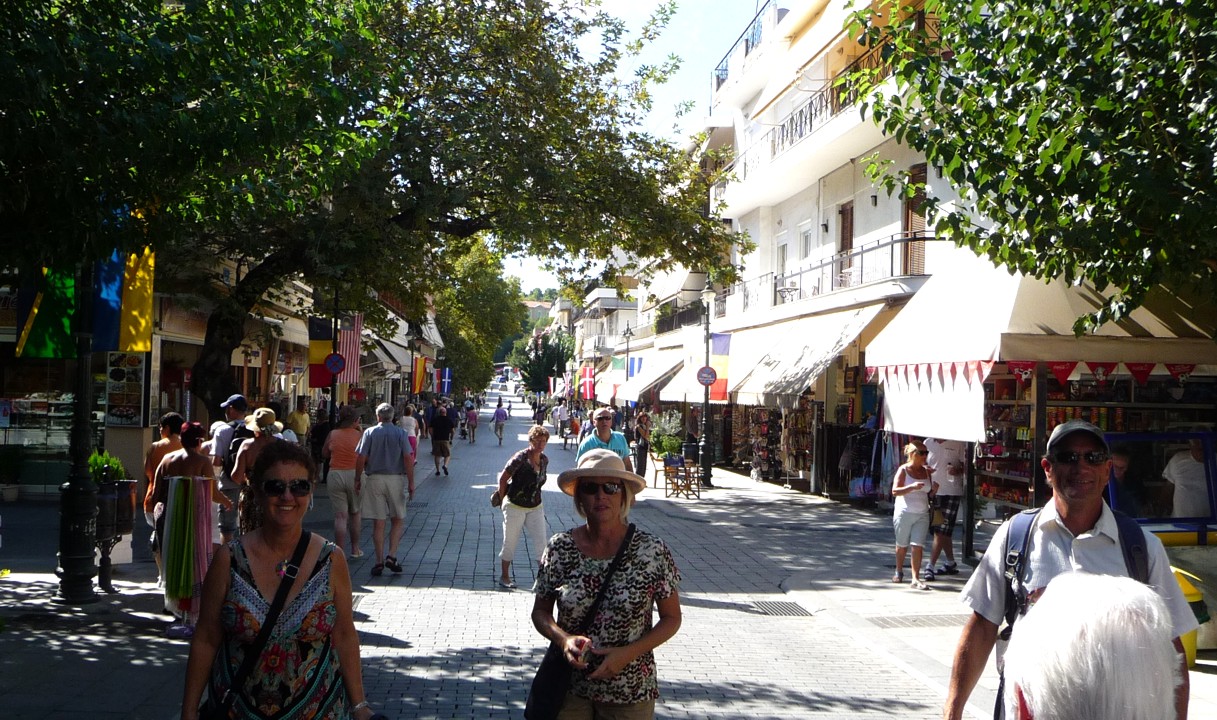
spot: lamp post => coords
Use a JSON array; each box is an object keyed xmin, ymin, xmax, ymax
[
  {"xmin": 700, "ymin": 277, "xmax": 716, "ymax": 488},
  {"xmin": 621, "ymin": 323, "xmax": 633, "ymax": 418}
]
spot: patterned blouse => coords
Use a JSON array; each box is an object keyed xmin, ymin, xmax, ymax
[
  {"xmin": 210, "ymin": 537, "xmax": 351, "ymax": 719},
  {"xmin": 502, "ymin": 449, "xmax": 548, "ymax": 508},
  {"xmin": 534, "ymin": 528, "xmax": 681, "ymax": 705}
]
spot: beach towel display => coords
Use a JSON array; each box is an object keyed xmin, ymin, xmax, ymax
[{"xmin": 160, "ymin": 476, "xmax": 215, "ymax": 634}]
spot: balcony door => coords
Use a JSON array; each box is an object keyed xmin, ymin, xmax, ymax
[
  {"xmin": 837, "ymin": 201, "xmax": 855, "ymax": 287},
  {"xmin": 903, "ymin": 163, "xmax": 927, "ymax": 275}
]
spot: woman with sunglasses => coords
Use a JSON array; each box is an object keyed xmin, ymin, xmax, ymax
[
  {"xmin": 891, "ymin": 440, "xmax": 938, "ymax": 589},
  {"xmin": 531, "ymin": 449, "xmax": 682, "ymax": 719},
  {"xmin": 182, "ymin": 441, "xmax": 380, "ymax": 720},
  {"xmin": 496, "ymin": 424, "xmax": 551, "ymax": 588}
]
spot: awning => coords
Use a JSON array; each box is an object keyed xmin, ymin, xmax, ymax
[
  {"xmin": 616, "ymin": 351, "xmax": 684, "ymax": 403},
  {"xmin": 366, "ymin": 343, "xmax": 401, "ymax": 379},
  {"xmin": 376, "ymin": 339, "xmax": 412, "ymax": 369},
  {"xmin": 658, "ymin": 324, "xmax": 787, "ymax": 405},
  {"xmin": 866, "ymin": 253, "xmax": 1217, "ymax": 441},
  {"xmin": 640, "ymin": 269, "xmax": 702, "ymax": 310},
  {"xmin": 596, "ymin": 369, "xmax": 626, "ymax": 405},
  {"xmin": 733, "ymin": 304, "xmax": 886, "ymax": 408}
]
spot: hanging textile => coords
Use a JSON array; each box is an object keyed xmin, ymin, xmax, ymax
[{"xmin": 160, "ymin": 476, "xmax": 215, "ymax": 625}]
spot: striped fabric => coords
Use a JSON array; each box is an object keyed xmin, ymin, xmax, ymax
[{"xmin": 337, "ymin": 313, "xmax": 362, "ymax": 384}]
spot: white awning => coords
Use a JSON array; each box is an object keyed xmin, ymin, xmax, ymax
[
  {"xmin": 616, "ymin": 351, "xmax": 684, "ymax": 403},
  {"xmin": 376, "ymin": 339, "xmax": 412, "ymax": 369},
  {"xmin": 596, "ymin": 369, "xmax": 626, "ymax": 405},
  {"xmin": 733, "ymin": 304, "xmax": 885, "ymax": 408},
  {"xmin": 866, "ymin": 253, "xmax": 1217, "ymax": 441}
]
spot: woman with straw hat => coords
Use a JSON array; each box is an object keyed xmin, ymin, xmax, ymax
[{"xmin": 530, "ymin": 449, "xmax": 682, "ymax": 719}]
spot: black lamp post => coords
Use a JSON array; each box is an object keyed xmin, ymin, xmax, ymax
[
  {"xmin": 621, "ymin": 323, "xmax": 633, "ymax": 418},
  {"xmin": 700, "ymin": 277, "xmax": 716, "ymax": 488}
]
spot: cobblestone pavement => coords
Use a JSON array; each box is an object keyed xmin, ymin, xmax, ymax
[{"xmin": 2, "ymin": 389, "xmax": 1214, "ymax": 719}]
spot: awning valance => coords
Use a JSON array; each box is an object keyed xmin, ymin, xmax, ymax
[
  {"xmin": 616, "ymin": 351, "xmax": 684, "ymax": 403},
  {"xmin": 733, "ymin": 304, "xmax": 885, "ymax": 408}
]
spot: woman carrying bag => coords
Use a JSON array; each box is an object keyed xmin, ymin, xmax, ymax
[{"xmin": 528, "ymin": 449, "xmax": 682, "ymax": 719}]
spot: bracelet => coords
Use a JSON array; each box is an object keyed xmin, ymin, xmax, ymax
[{"xmin": 352, "ymin": 700, "xmax": 370, "ymax": 711}]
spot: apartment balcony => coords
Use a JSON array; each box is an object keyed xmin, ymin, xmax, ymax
[
  {"xmin": 654, "ymin": 301, "xmax": 708, "ymax": 336},
  {"xmin": 582, "ymin": 286, "xmax": 635, "ymax": 318},
  {"xmin": 722, "ymin": 233, "xmax": 929, "ymax": 321},
  {"xmin": 711, "ymin": 1, "xmax": 790, "ymax": 111}
]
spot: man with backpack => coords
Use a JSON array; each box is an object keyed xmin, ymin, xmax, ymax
[
  {"xmin": 210, "ymin": 394, "xmax": 254, "ymax": 543},
  {"xmin": 944, "ymin": 420, "xmax": 1196, "ymax": 720}
]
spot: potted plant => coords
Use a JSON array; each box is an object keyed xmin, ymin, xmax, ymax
[{"xmin": 0, "ymin": 445, "xmax": 26, "ymax": 501}]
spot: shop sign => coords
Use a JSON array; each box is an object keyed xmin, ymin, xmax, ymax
[
  {"xmin": 1049, "ymin": 361, "xmax": 1078, "ymax": 386},
  {"xmin": 105, "ymin": 351, "xmax": 148, "ymax": 427},
  {"xmin": 1124, "ymin": 362, "xmax": 1156, "ymax": 385}
]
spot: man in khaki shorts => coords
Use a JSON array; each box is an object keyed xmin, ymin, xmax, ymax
[{"xmin": 355, "ymin": 403, "xmax": 415, "ymax": 577}]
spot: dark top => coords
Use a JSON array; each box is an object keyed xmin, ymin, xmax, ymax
[
  {"xmin": 501, "ymin": 448, "xmax": 548, "ymax": 508},
  {"xmin": 430, "ymin": 414, "xmax": 455, "ymax": 442}
]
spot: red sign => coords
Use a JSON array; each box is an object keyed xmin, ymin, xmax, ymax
[
  {"xmin": 1086, "ymin": 361, "xmax": 1118, "ymax": 387},
  {"xmin": 1125, "ymin": 362, "xmax": 1156, "ymax": 385},
  {"xmin": 1166, "ymin": 363, "xmax": 1196, "ymax": 382},
  {"xmin": 1049, "ymin": 361, "xmax": 1078, "ymax": 386},
  {"xmin": 1006, "ymin": 361, "xmax": 1035, "ymax": 384},
  {"xmin": 696, "ymin": 366, "xmax": 718, "ymax": 387}
]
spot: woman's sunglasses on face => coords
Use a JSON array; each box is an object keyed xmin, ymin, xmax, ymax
[
  {"xmin": 262, "ymin": 478, "xmax": 313, "ymax": 497},
  {"xmin": 577, "ymin": 481, "xmax": 622, "ymax": 496}
]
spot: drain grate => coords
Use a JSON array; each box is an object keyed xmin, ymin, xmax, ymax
[
  {"xmin": 408, "ymin": 502, "xmax": 428, "ymax": 509},
  {"xmin": 868, "ymin": 614, "xmax": 971, "ymax": 629},
  {"xmin": 754, "ymin": 600, "xmax": 815, "ymax": 617}
]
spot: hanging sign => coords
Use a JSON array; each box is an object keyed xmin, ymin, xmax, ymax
[
  {"xmin": 1006, "ymin": 361, "xmax": 1036, "ymax": 385},
  {"xmin": 1166, "ymin": 363, "xmax": 1196, "ymax": 383},
  {"xmin": 1049, "ymin": 361, "xmax": 1078, "ymax": 386},
  {"xmin": 1086, "ymin": 361, "xmax": 1118, "ymax": 388},
  {"xmin": 865, "ymin": 366, "xmax": 877, "ymax": 383},
  {"xmin": 1124, "ymin": 362, "xmax": 1156, "ymax": 386}
]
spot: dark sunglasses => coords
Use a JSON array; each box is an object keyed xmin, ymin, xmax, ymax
[
  {"xmin": 577, "ymin": 481, "xmax": 622, "ymax": 496},
  {"xmin": 912, "ymin": 449, "xmax": 928, "ymax": 456},
  {"xmin": 1050, "ymin": 450, "xmax": 1110, "ymax": 466},
  {"xmin": 595, "ymin": 416, "xmax": 613, "ymax": 422},
  {"xmin": 262, "ymin": 478, "xmax": 313, "ymax": 497}
]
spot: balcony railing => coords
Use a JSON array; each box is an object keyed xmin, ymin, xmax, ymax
[
  {"xmin": 771, "ymin": 233, "xmax": 930, "ymax": 305},
  {"xmin": 712, "ymin": 1, "xmax": 784, "ymax": 92},
  {"xmin": 655, "ymin": 301, "xmax": 708, "ymax": 336}
]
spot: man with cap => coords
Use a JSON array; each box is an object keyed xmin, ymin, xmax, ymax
[
  {"xmin": 210, "ymin": 394, "xmax": 251, "ymax": 543},
  {"xmin": 576, "ymin": 407, "xmax": 634, "ymax": 474},
  {"xmin": 355, "ymin": 402, "xmax": 415, "ymax": 577},
  {"xmin": 943, "ymin": 420, "xmax": 1196, "ymax": 720}
]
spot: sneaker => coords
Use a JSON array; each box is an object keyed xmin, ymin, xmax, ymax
[{"xmin": 938, "ymin": 561, "xmax": 960, "ymax": 575}]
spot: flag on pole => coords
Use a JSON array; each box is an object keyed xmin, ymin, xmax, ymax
[
  {"xmin": 412, "ymin": 356, "xmax": 428, "ymax": 394},
  {"xmin": 440, "ymin": 367, "xmax": 452, "ymax": 394},
  {"xmin": 307, "ymin": 317, "xmax": 335, "ymax": 387},
  {"xmin": 709, "ymin": 332, "xmax": 731, "ymax": 402},
  {"xmin": 337, "ymin": 313, "xmax": 362, "ymax": 384},
  {"xmin": 628, "ymin": 357, "xmax": 642, "ymax": 379},
  {"xmin": 548, "ymin": 376, "xmax": 555, "ymax": 395},
  {"xmin": 580, "ymin": 366, "xmax": 595, "ymax": 400}
]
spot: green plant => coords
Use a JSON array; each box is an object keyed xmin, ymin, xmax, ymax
[{"xmin": 88, "ymin": 450, "xmax": 128, "ymax": 484}]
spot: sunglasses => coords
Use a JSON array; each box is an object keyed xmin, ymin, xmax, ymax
[
  {"xmin": 595, "ymin": 416, "xmax": 613, "ymax": 422},
  {"xmin": 1050, "ymin": 450, "xmax": 1110, "ymax": 466},
  {"xmin": 577, "ymin": 481, "xmax": 623, "ymax": 496},
  {"xmin": 261, "ymin": 478, "xmax": 313, "ymax": 497},
  {"xmin": 912, "ymin": 449, "xmax": 928, "ymax": 456}
]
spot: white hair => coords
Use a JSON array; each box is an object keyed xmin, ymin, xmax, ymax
[
  {"xmin": 1002, "ymin": 572, "xmax": 1180, "ymax": 720},
  {"xmin": 376, "ymin": 402, "xmax": 395, "ymax": 421}
]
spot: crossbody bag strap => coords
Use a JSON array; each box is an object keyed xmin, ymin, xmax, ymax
[
  {"xmin": 577, "ymin": 523, "xmax": 636, "ymax": 635},
  {"xmin": 217, "ymin": 531, "xmax": 312, "ymax": 712}
]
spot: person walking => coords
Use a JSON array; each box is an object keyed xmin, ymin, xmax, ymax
[
  {"xmin": 495, "ymin": 425, "xmax": 550, "ymax": 589},
  {"xmin": 211, "ymin": 394, "xmax": 252, "ymax": 543},
  {"xmin": 429, "ymin": 406, "xmax": 456, "ymax": 475},
  {"xmin": 180, "ymin": 441, "xmax": 380, "ymax": 720},
  {"xmin": 322, "ymin": 406, "xmax": 364, "ymax": 558},
  {"xmin": 354, "ymin": 403, "xmax": 415, "ymax": 577},
  {"xmin": 890, "ymin": 440, "xmax": 936, "ymax": 589},
  {"xmin": 944, "ymin": 420, "xmax": 1197, "ymax": 720},
  {"xmin": 576, "ymin": 407, "xmax": 634, "ymax": 473},
  {"xmin": 492, "ymin": 400, "xmax": 509, "ymax": 446},
  {"xmin": 633, "ymin": 410, "xmax": 652, "ymax": 480},
  {"xmin": 465, "ymin": 403, "xmax": 479, "ymax": 444},
  {"xmin": 231, "ymin": 408, "xmax": 284, "ymax": 535},
  {"xmin": 284, "ymin": 398, "xmax": 311, "ymax": 445},
  {"xmin": 396, "ymin": 405, "xmax": 420, "ymax": 460},
  {"xmin": 530, "ymin": 449, "xmax": 682, "ymax": 719},
  {"xmin": 923, "ymin": 437, "xmax": 966, "ymax": 580}
]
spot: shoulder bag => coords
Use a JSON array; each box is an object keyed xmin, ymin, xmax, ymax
[
  {"xmin": 200, "ymin": 531, "xmax": 312, "ymax": 720},
  {"xmin": 524, "ymin": 524, "xmax": 636, "ymax": 720}
]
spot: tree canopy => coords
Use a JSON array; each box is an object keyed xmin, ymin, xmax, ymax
[
  {"xmin": 848, "ymin": 0, "xmax": 1217, "ymax": 329},
  {"xmin": 2, "ymin": 0, "xmax": 743, "ymax": 415}
]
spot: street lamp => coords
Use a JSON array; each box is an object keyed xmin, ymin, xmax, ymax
[
  {"xmin": 700, "ymin": 276, "xmax": 716, "ymax": 488},
  {"xmin": 621, "ymin": 323, "xmax": 633, "ymax": 417}
]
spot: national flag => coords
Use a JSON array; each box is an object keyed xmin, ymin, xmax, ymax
[
  {"xmin": 17, "ymin": 248, "xmax": 155, "ymax": 359},
  {"xmin": 628, "ymin": 357, "xmax": 642, "ymax": 379},
  {"xmin": 411, "ymin": 356, "xmax": 428, "ymax": 394},
  {"xmin": 434, "ymin": 367, "xmax": 443, "ymax": 392},
  {"xmin": 580, "ymin": 366, "xmax": 595, "ymax": 400},
  {"xmin": 709, "ymin": 332, "xmax": 730, "ymax": 401},
  {"xmin": 440, "ymin": 367, "xmax": 452, "ymax": 394},
  {"xmin": 548, "ymin": 376, "xmax": 555, "ymax": 394},
  {"xmin": 307, "ymin": 317, "xmax": 335, "ymax": 388},
  {"xmin": 337, "ymin": 313, "xmax": 362, "ymax": 384}
]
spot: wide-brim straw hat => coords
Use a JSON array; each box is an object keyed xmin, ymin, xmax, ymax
[
  {"xmin": 557, "ymin": 448, "xmax": 645, "ymax": 496},
  {"xmin": 246, "ymin": 407, "xmax": 284, "ymax": 435}
]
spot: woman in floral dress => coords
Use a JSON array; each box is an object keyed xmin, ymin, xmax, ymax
[
  {"xmin": 531, "ymin": 449, "xmax": 682, "ymax": 718},
  {"xmin": 181, "ymin": 441, "xmax": 379, "ymax": 720}
]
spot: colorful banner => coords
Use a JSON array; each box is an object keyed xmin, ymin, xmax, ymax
[
  {"xmin": 580, "ymin": 366, "xmax": 595, "ymax": 400},
  {"xmin": 1125, "ymin": 362, "xmax": 1156, "ymax": 386},
  {"xmin": 307, "ymin": 316, "xmax": 334, "ymax": 388},
  {"xmin": 411, "ymin": 356, "xmax": 428, "ymax": 394},
  {"xmin": 709, "ymin": 332, "xmax": 730, "ymax": 401},
  {"xmin": 1049, "ymin": 361, "xmax": 1079, "ymax": 386},
  {"xmin": 1086, "ymin": 361, "xmax": 1118, "ymax": 387},
  {"xmin": 1006, "ymin": 360, "xmax": 1036, "ymax": 384},
  {"xmin": 439, "ymin": 367, "xmax": 452, "ymax": 395},
  {"xmin": 628, "ymin": 356, "xmax": 643, "ymax": 380},
  {"xmin": 337, "ymin": 313, "xmax": 362, "ymax": 384},
  {"xmin": 1166, "ymin": 363, "xmax": 1196, "ymax": 383}
]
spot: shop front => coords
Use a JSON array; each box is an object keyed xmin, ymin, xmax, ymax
[{"xmin": 866, "ymin": 255, "xmax": 1217, "ymax": 554}]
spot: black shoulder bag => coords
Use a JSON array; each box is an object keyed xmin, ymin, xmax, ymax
[
  {"xmin": 201, "ymin": 531, "xmax": 312, "ymax": 720},
  {"xmin": 524, "ymin": 524, "xmax": 636, "ymax": 720}
]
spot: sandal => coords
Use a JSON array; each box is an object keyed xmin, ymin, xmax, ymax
[
  {"xmin": 497, "ymin": 578, "xmax": 517, "ymax": 589},
  {"xmin": 891, "ymin": 571, "xmax": 904, "ymax": 583},
  {"xmin": 385, "ymin": 555, "xmax": 403, "ymax": 573},
  {"xmin": 371, "ymin": 563, "xmax": 384, "ymax": 577}
]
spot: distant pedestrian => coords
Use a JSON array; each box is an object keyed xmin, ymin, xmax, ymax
[
  {"xmin": 493, "ymin": 401, "xmax": 509, "ymax": 446},
  {"xmin": 890, "ymin": 440, "xmax": 936, "ymax": 589},
  {"xmin": 231, "ymin": 408, "xmax": 284, "ymax": 534},
  {"xmin": 576, "ymin": 407, "xmax": 634, "ymax": 473},
  {"xmin": 284, "ymin": 398, "xmax": 311, "ymax": 445},
  {"xmin": 323, "ymin": 406, "xmax": 364, "ymax": 558},
  {"xmin": 396, "ymin": 405, "xmax": 420, "ymax": 459},
  {"xmin": 465, "ymin": 404, "xmax": 479, "ymax": 444},
  {"xmin": 534, "ymin": 403, "xmax": 548, "ymax": 426},
  {"xmin": 496, "ymin": 425, "xmax": 550, "ymax": 588},
  {"xmin": 211, "ymin": 394, "xmax": 252, "ymax": 543},
  {"xmin": 144, "ymin": 412, "xmax": 185, "ymax": 535},
  {"xmin": 429, "ymin": 406, "xmax": 456, "ymax": 475},
  {"xmin": 924, "ymin": 438, "xmax": 966, "ymax": 580},
  {"xmin": 355, "ymin": 403, "xmax": 415, "ymax": 577}
]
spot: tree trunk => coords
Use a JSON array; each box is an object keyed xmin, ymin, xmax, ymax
[{"xmin": 191, "ymin": 298, "xmax": 248, "ymax": 423}]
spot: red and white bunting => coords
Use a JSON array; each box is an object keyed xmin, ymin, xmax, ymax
[
  {"xmin": 1166, "ymin": 363, "xmax": 1196, "ymax": 383},
  {"xmin": 1006, "ymin": 360, "xmax": 1036, "ymax": 385},
  {"xmin": 1125, "ymin": 362, "xmax": 1156, "ymax": 385},
  {"xmin": 1049, "ymin": 361, "xmax": 1078, "ymax": 386},
  {"xmin": 1086, "ymin": 361, "xmax": 1118, "ymax": 387}
]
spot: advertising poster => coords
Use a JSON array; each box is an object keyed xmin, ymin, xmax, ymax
[{"xmin": 106, "ymin": 352, "xmax": 147, "ymax": 427}]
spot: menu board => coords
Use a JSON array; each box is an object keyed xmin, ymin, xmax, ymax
[{"xmin": 106, "ymin": 352, "xmax": 148, "ymax": 427}]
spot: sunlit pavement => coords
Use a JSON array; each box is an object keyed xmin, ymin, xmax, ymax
[{"xmin": 2, "ymin": 389, "xmax": 1214, "ymax": 718}]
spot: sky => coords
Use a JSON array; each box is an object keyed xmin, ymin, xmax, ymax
[{"xmin": 504, "ymin": 0, "xmax": 763, "ymax": 291}]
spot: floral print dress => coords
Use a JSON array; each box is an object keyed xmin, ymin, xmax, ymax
[
  {"xmin": 210, "ymin": 538, "xmax": 350, "ymax": 719},
  {"xmin": 534, "ymin": 528, "xmax": 681, "ymax": 704}
]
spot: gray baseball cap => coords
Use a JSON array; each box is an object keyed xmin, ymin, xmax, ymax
[{"xmin": 1046, "ymin": 419, "xmax": 1109, "ymax": 455}]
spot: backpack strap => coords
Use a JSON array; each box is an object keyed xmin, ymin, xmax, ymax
[
  {"xmin": 1111, "ymin": 508, "xmax": 1150, "ymax": 584},
  {"xmin": 1000, "ymin": 508, "xmax": 1040, "ymax": 641}
]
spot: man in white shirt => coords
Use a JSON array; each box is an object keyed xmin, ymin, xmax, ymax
[
  {"xmin": 1163, "ymin": 438, "xmax": 1212, "ymax": 518},
  {"xmin": 924, "ymin": 438, "xmax": 967, "ymax": 579}
]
